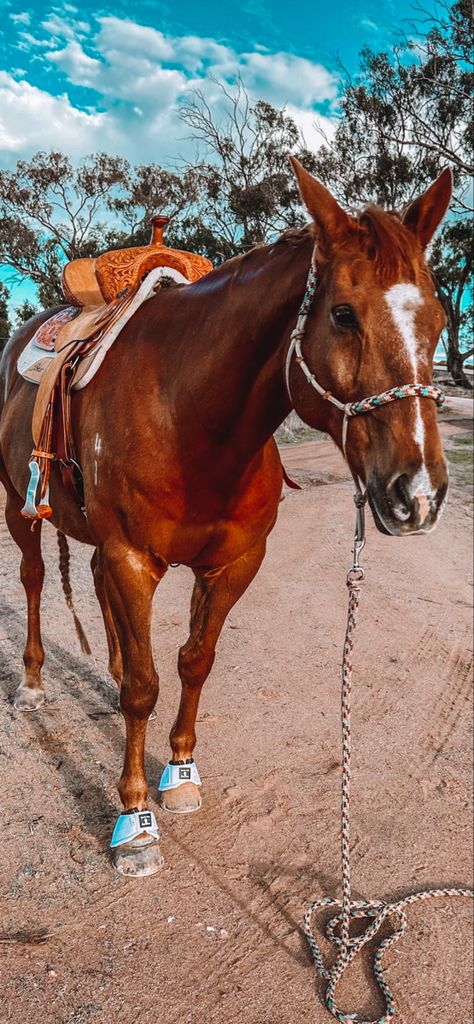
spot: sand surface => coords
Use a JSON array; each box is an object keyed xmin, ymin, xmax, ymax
[{"xmin": 0, "ymin": 414, "xmax": 472, "ymax": 1024}]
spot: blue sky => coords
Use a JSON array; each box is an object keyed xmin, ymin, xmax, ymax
[
  {"xmin": 0, "ymin": 0, "xmax": 435, "ymax": 168},
  {"xmin": 1, "ymin": 0, "xmax": 440, "ymax": 309}
]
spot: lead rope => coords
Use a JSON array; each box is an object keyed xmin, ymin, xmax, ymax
[{"xmin": 303, "ymin": 490, "xmax": 474, "ymax": 1023}]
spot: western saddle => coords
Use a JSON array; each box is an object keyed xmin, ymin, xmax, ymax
[
  {"xmin": 22, "ymin": 216, "xmax": 213, "ymax": 521},
  {"xmin": 61, "ymin": 215, "xmax": 212, "ymax": 308}
]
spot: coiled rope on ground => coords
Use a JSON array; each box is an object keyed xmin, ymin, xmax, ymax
[{"xmin": 304, "ymin": 507, "xmax": 473, "ymax": 1024}]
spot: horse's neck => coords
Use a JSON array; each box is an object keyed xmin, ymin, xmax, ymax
[{"xmin": 173, "ymin": 233, "xmax": 313, "ymax": 462}]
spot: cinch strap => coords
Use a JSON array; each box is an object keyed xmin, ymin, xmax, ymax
[
  {"xmin": 110, "ymin": 808, "xmax": 160, "ymax": 848},
  {"xmin": 158, "ymin": 759, "xmax": 202, "ymax": 792}
]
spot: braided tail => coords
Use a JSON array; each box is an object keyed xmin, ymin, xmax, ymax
[{"xmin": 57, "ymin": 530, "xmax": 91, "ymax": 656}]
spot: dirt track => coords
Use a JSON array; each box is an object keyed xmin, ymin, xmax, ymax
[{"xmin": 0, "ymin": 412, "xmax": 472, "ymax": 1024}]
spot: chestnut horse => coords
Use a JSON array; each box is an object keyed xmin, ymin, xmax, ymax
[{"xmin": 0, "ymin": 160, "xmax": 452, "ymax": 874}]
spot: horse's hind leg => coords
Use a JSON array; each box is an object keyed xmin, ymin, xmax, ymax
[
  {"xmin": 4, "ymin": 488, "xmax": 45, "ymax": 712},
  {"xmin": 91, "ymin": 549, "xmax": 123, "ymax": 686},
  {"xmin": 161, "ymin": 539, "xmax": 266, "ymax": 813}
]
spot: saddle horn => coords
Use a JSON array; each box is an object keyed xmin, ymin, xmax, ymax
[{"xmin": 150, "ymin": 216, "xmax": 170, "ymax": 246}]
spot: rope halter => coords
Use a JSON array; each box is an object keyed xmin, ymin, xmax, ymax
[{"xmin": 285, "ymin": 258, "xmax": 445, "ymax": 459}]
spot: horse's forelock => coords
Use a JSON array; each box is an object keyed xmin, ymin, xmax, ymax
[{"xmin": 357, "ymin": 207, "xmax": 422, "ymax": 284}]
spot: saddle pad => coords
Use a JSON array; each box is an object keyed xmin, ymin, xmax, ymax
[{"xmin": 18, "ymin": 265, "xmax": 189, "ymax": 390}]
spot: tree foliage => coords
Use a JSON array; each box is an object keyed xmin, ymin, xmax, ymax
[
  {"xmin": 14, "ymin": 299, "xmax": 40, "ymax": 329},
  {"xmin": 0, "ymin": 151, "xmax": 198, "ymax": 306},
  {"xmin": 312, "ymin": 0, "xmax": 473, "ymax": 386},
  {"xmin": 313, "ymin": 0, "xmax": 472, "ymax": 210},
  {"xmin": 178, "ymin": 79, "xmax": 315, "ymax": 257},
  {"xmin": 431, "ymin": 219, "xmax": 473, "ymax": 385}
]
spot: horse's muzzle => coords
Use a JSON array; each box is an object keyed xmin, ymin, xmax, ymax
[{"xmin": 367, "ymin": 467, "xmax": 448, "ymax": 536}]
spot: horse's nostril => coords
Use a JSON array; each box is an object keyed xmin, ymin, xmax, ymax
[{"xmin": 392, "ymin": 473, "xmax": 412, "ymax": 515}]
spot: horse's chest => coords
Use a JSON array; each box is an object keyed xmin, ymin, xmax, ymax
[
  {"xmin": 81, "ymin": 427, "xmax": 283, "ymax": 567},
  {"xmin": 148, "ymin": 502, "xmax": 278, "ymax": 568}
]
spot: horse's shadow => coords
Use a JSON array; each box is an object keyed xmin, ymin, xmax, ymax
[
  {"xmin": 0, "ymin": 595, "xmax": 322, "ymax": 974},
  {"xmin": 0, "ymin": 593, "xmax": 168, "ymax": 846}
]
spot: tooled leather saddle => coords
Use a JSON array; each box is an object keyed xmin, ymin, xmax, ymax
[{"xmin": 21, "ymin": 216, "xmax": 213, "ymax": 521}]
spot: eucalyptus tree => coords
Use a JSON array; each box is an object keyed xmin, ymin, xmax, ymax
[
  {"xmin": 178, "ymin": 79, "xmax": 315, "ymax": 258},
  {"xmin": 312, "ymin": 0, "xmax": 473, "ymax": 386},
  {"xmin": 0, "ymin": 151, "xmax": 197, "ymax": 310}
]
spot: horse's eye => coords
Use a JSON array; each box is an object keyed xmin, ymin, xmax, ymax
[{"xmin": 331, "ymin": 305, "xmax": 358, "ymax": 330}]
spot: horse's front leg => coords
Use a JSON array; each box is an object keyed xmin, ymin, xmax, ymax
[
  {"xmin": 102, "ymin": 540, "xmax": 166, "ymax": 876},
  {"xmin": 160, "ymin": 539, "xmax": 266, "ymax": 813}
]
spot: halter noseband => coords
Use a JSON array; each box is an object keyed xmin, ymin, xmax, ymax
[{"xmin": 285, "ymin": 255, "xmax": 445, "ymax": 459}]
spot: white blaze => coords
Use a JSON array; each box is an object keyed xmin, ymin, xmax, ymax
[{"xmin": 384, "ymin": 283, "xmax": 435, "ymax": 515}]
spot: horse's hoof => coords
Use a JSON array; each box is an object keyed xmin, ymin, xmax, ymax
[
  {"xmin": 13, "ymin": 686, "xmax": 45, "ymax": 712},
  {"xmin": 159, "ymin": 782, "xmax": 202, "ymax": 814},
  {"xmin": 112, "ymin": 835, "xmax": 164, "ymax": 877}
]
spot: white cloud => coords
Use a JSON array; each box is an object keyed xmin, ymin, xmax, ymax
[
  {"xmin": 0, "ymin": 73, "xmax": 113, "ymax": 158},
  {"xmin": 44, "ymin": 20, "xmax": 338, "ymax": 118},
  {"xmin": 359, "ymin": 18, "xmax": 379, "ymax": 33},
  {"xmin": 45, "ymin": 41, "xmax": 103, "ymax": 89},
  {"xmin": 47, "ymin": 41, "xmax": 188, "ymax": 112},
  {"xmin": 18, "ymin": 31, "xmax": 51, "ymax": 50},
  {"xmin": 287, "ymin": 105, "xmax": 337, "ymax": 152},
  {"xmin": 96, "ymin": 17, "xmax": 175, "ymax": 63},
  {"xmin": 241, "ymin": 51, "xmax": 338, "ymax": 107},
  {"xmin": 4, "ymin": 15, "xmax": 340, "ymax": 165},
  {"xmin": 10, "ymin": 12, "xmax": 31, "ymax": 25},
  {"xmin": 41, "ymin": 13, "xmax": 89, "ymax": 41},
  {"xmin": 174, "ymin": 34, "xmax": 235, "ymax": 71},
  {"xmin": 0, "ymin": 71, "xmax": 195, "ymax": 168}
]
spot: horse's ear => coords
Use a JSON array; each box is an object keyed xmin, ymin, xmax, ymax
[
  {"xmin": 402, "ymin": 168, "xmax": 453, "ymax": 248},
  {"xmin": 290, "ymin": 156, "xmax": 350, "ymax": 245}
]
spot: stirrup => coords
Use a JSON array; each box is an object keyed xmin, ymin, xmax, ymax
[
  {"xmin": 110, "ymin": 808, "xmax": 160, "ymax": 848},
  {"xmin": 21, "ymin": 461, "xmax": 52, "ymax": 520},
  {"xmin": 158, "ymin": 759, "xmax": 202, "ymax": 792},
  {"xmin": 21, "ymin": 462, "xmax": 52, "ymax": 520}
]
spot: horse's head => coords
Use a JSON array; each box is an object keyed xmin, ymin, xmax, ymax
[{"xmin": 288, "ymin": 158, "xmax": 452, "ymax": 536}]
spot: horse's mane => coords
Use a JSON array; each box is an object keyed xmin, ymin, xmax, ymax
[
  {"xmin": 267, "ymin": 209, "xmax": 423, "ymax": 285},
  {"xmin": 206, "ymin": 209, "xmax": 422, "ymax": 288}
]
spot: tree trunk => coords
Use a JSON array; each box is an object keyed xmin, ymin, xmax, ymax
[{"xmin": 447, "ymin": 344, "xmax": 473, "ymax": 389}]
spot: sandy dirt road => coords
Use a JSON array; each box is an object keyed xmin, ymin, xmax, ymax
[{"xmin": 0, "ymin": 417, "xmax": 472, "ymax": 1024}]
